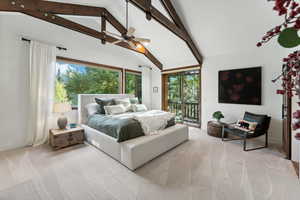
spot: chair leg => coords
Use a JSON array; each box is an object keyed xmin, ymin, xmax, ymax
[
  {"xmin": 243, "ymin": 136, "xmax": 247, "ymax": 151},
  {"xmin": 244, "ymin": 133, "xmax": 268, "ymax": 151},
  {"xmin": 265, "ymin": 132, "xmax": 268, "ymax": 148},
  {"xmin": 221, "ymin": 126, "xmax": 225, "ymax": 141}
]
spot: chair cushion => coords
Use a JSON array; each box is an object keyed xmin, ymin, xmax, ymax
[
  {"xmin": 236, "ymin": 120, "xmax": 258, "ymax": 131},
  {"xmin": 243, "ymin": 112, "xmax": 268, "ymax": 133}
]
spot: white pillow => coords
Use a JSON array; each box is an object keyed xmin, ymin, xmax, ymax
[
  {"xmin": 132, "ymin": 104, "xmax": 148, "ymax": 112},
  {"xmin": 114, "ymin": 98, "xmax": 131, "ymax": 112},
  {"xmin": 85, "ymin": 103, "xmax": 99, "ymax": 116},
  {"xmin": 104, "ymin": 104, "xmax": 126, "ymax": 115}
]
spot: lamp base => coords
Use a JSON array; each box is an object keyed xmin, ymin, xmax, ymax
[{"xmin": 57, "ymin": 116, "xmax": 68, "ymax": 129}]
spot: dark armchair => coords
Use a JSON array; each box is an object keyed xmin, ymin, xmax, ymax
[{"xmin": 222, "ymin": 112, "xmax": 271, "ymax": 151}]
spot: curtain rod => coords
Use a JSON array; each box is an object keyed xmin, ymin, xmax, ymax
[{"xmin": 21, "ymin": 37, "xmax": 67, "ymax": 51}]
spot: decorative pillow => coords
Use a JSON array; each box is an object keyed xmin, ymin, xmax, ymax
[
  {"xmin": 130, "ymin": 97, "xmax": 139, "ymax": 104},
  {"xmin": 85, "ymin": 103, "xmax": 99, "ymax": 116},
  {"xmin": 132, "ymin": 104, "xmax": 148, "ymax": 112},
  {"xmin": 114, "ymin": 98, "xmax": 131, "ymax": 112},
  {"xmin": 95, "ymin": 98, "xmax": 115, "ymax": 114},
  {"xmin": 104, "ymin": 104, "xmax": 126, "ymax": 115},
  {"xmin": 236, "ymin": 120, "xmax": 257, "ymax": 131}
]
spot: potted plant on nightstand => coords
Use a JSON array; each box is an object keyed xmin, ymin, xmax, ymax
[{"xmin": 212, "ymin": 111, "xmax": 224, "ymax": 123}]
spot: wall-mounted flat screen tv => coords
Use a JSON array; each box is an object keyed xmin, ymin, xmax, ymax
[{"xmin": 218, "ymin": 67, "xmax": 262, "ymax": 105}]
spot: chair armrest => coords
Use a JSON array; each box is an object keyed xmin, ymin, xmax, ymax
[{"xmin": 222, "ymin": 122, "xmax": 237, "ymax": 127}]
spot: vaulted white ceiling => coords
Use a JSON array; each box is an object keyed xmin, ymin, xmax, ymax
[{"xmin": 2, "ymin": 0, "xmax": 284, "ymax": 69}]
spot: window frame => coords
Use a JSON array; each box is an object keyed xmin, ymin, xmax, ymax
[
  {"xmin": 56, "ymin": 57, "xmax": 124, "ymax": 110},
  {"xmin": 124, "ymin": 69, "xmax": 142, "ymax": 102}
]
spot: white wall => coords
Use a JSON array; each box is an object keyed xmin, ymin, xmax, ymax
[
  {"xmin": 0, "ymin": 14, "xmax": 153, "ymax": 151},
  {"xmin": 151, "ymin": 67, "xmax": 162, "ymax": 110},
  {"xmin": 202, "ymin": 45, "xmax": 284, "ymax": 143},
  {"xmin": 150, "ymin": 46, "xmax": 284, "ymax": 143},
  {"xmin": 141, "ymin": 67, "xmax": 152, "ymax": 109},
  {"xmin": 0, "ymin": 15, "xmax": 31, "ymax": 150}
]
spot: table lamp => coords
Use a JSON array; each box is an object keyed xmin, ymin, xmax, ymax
[{"xmin": 53, "ymin": 103, "xmax": 72, "ymax": 129}]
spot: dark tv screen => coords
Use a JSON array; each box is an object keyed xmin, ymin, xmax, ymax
[{"xmin": 218, "ymin": 67, "xmax": 262, "ymax": 105}]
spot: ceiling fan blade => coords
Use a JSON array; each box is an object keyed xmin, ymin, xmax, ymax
[
  {"xmin": 128, "ymin": 41, "xmax": 136, "ymax": 49},
  {"xmin": 134, "ymin": 38, "xmax": 151, "ymax": 44},
  {"xmin": 112, "ymin": 39, "xmax": 123, "ymax": 44},
  {"xmin": 127, "ymin": 27, "xmax": 136, "ymax": 36},
  {"xmin": 104, "ymin": 31, "xmax": 123, "ymax": 39}
]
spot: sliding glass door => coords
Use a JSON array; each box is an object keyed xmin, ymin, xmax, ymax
[{"xmin": 165, "ymin": 70, "xmax": 200, "ymax": 124}]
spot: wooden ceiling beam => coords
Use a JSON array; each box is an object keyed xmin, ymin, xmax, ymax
[
  {"xmin": 101, "ymin": 16, "xmax": 106, "ymax": 44},
  {"xmin": 23, "ymin": 10, "xmax": 162, "ymax": 70},
  {"xmin": 0, "ymin": 0, "xmax": 162, "ymax": 69},
  {"xmin": 160, "ymin": 0, "xmax": 203, "ymax": 65},
  {"xmin": 128, "ymin": 0, "xmax": 187, "ymax": 41},
  {"xmin": 129, "ymin": 0, "xmax": 203, "ymax": 65}
]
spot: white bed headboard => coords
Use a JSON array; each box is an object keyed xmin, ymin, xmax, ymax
[{"xmin": 78, "ymin": 94, "xmax": 135, "ymax": 124}]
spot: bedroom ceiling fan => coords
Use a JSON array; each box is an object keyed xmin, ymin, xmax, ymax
[{"xmin": 104, "ymin": 0, "xmax": 151, "ymax": 50}]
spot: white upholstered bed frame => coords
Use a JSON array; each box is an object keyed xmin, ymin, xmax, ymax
[{"xmin": 78, "ymin": 94, "xmax": 189, "ymax": 170}]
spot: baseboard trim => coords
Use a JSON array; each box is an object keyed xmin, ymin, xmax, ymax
[{"xmin": 292, "ymin": 161, "xmax": 299, "ymax": 178}]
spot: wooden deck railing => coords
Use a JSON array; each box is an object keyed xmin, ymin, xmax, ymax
[{"xmin": 168, "ymin": 101, "xmax": 199, "ymax": 123}]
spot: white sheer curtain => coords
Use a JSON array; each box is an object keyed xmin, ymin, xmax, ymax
[{"xmin": 27, "ymin": 41, "xmax": 56, "ymax": 146}]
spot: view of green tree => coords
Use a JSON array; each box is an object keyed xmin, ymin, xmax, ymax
[
  {"xmin": 55, "ymin": 80, "xmax": 69, "ymax": 103},
  {"xmin": 55, "ymin": 62, "xmax": 121, "ymax": 106},
  {"xmin": 125, "ymin": 72, "xmax": 142, "ymax": 102},
  {"xmin": 167, "ymin": 70, "xmax": 200, "ymax": 123}
]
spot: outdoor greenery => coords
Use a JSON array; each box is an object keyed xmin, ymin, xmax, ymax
[
  {"xmin": 55, "ymin": 62, "xmax": 121, "ymax": 106},
  {"xmin": 125, "ymin": 72, "xmax": 142, "ymax": 102},
  {"xmin": 168, "ymin": 71, "xmax": 199, "ymax": 103},
  {"xmin": 167, "ymin": 71, "xmax": 200, "ymax": 122}
]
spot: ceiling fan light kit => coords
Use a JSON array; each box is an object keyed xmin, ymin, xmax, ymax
[{"xmin": 104, "ymin": 0, "xmax": 151, "ymax": 51}]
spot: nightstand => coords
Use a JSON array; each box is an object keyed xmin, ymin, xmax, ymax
[
  {"xmin": 49, "ymin": 127, "xmax": 85, "ymax": 150},
  {"xmin": 207, "ymin": 121, "xmax": 227, "ymax": 138}
]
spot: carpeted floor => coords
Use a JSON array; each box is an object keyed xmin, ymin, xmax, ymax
[{"xmin": 0, "ymin": 127, "xmax": 299, "ymax": 200}]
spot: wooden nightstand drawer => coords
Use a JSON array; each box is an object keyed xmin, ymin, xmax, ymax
[{"xmin": 50, "ymin": 127, "xmax": 84, "ymax": 150}]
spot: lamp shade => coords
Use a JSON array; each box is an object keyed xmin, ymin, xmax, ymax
[{"xmin": 53, "ymin": 103, "xmax": 72, "ymax": 113}]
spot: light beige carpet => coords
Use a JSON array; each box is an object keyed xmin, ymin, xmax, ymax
[{"xmin": 0, "ymin": 127, "xmax": 299, "ymax": 200}]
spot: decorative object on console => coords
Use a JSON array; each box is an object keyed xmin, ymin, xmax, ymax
[
  {"xmin": 53, "ymin": 103, "xmax": 72, "ymax": 129},
  {"xmin": 218, "ymin": 67, "xmax": 262, "ymax": 105},
  {"xmin": 69, "ymin": 123, "xmax": 77, "ymax": 129},
  {"xmin": 212, "ymin": 111, "xmax": 224, "ymax": 122}
]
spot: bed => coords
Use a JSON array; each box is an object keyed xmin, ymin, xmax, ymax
[{"xmin": 78, "ymin": 94, "xmax": 189, "ymax": 170}]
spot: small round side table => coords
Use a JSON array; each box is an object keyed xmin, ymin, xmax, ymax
[{"xmin": 207, "ymin": 121, "xmax": 227, "ymax": 138}]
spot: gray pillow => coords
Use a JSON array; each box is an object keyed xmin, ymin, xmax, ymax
[
  {"xmin": 95, "ymin": 98, "xmax": 115, "ymax": 114},
  {"xmin": 132, "ymin": 104, "xmax": 148, "ymax": 112},
  {"xmin": 114, "ymin": 98, "xmax": 131, "ymax": 112},
  {"xmin": 85, "ymin": 103, "xmax": 99, "ymax": 116},
  {"xmin": 130, "ymin": 97, "xmax": 139, "ymax": 104},
  {"xmin": 104, "ymin": 104, "xmax": 126, "ymax": 115}
]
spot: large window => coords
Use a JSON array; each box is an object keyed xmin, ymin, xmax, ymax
[
  {"xmin": 125, "ymin": 70, "xmax": 142, "ymax": 102},
  {"xmin": 55, "ymin": 58, "xmax": 122, "ymax": 107}
]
